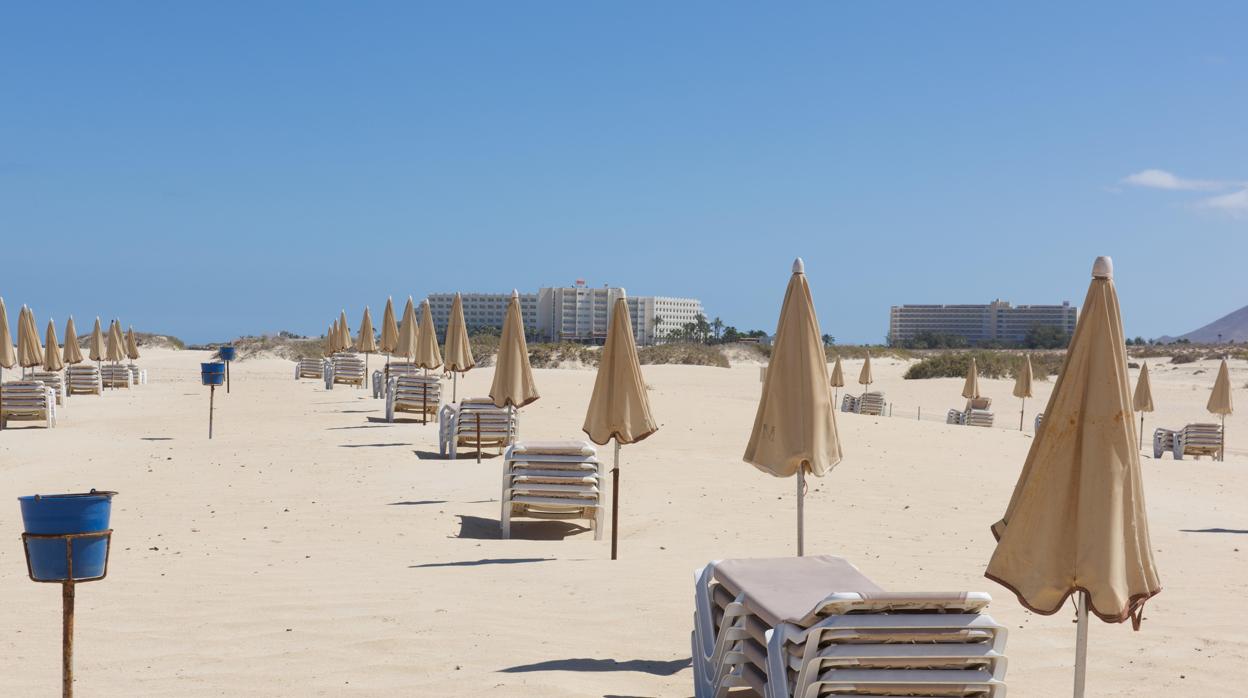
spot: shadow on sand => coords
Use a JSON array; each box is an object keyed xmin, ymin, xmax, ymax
[
  {"xmin": 500, "ymin": 657, "xmax": 691, "ymax": 676},
  {"xmin": 1181, "ymin": 528, "xmax": 1248, "ymax": 534},
  {"xmin": 339, "ymin": 442, "xmax": 411, "ymax": 448},
  {"xmin": 455, "ymin": 514, "xmax": 589, "ymax": 541},
  {"xmin": 388, "ymin": 500, "xmax": 447, "ymax": 506},
  {"xmin": 410, "ymin": 557, "xmax": 552, "ymax": 569}
]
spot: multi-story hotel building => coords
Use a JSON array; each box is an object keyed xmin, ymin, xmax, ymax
[
  {"xmin": 427, "ymin": 282, "xmax": 704, "ymax": 345},
  {"xmin": 888, "ymin": 299, "xmax": 1077, "ymax": 345}
]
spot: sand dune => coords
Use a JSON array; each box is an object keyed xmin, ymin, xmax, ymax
[{"xmin": 1, "ymin": 349, "xmax": 1244, "ymax": 696}]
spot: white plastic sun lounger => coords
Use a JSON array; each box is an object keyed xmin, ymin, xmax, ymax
[
  {"xmin": 28, "ymin": 371, "xmax": 66, "ymax": 405},
  {"xmin": 858, "ymin": 392, "xmax": 886, "ymax": 416},
  {"xmin": 1, "ymin": 381, "xmax": 57, "ymax": 429},
  {"xmin": 948, "ymin": 398, "xmax": 993, "ymax": 428},
  {"xmin": 329, "ymin": 352, "xmax": 366, "ymax": 388},
  {"xmin": 127, "ymin": 365, "xmax": 148, "ymax": 385},
  {"xmin": 386, "ymin": 375, "xmax": 442, "ymax": 422},
  {"xmin": 501, "ymin": 441, "xmax": 602, "ymax": 540},
  {"xmin": 692, "ymin": 556, "xmax": 1007, "ymax": 698},
  {"xmin": 296, "ymin": 357, "xmax": 324, "ymax": 380},
  {"xmin": 1034, "ymin": 412, "xmax": 1044, "ymax": 434},
  {"xmin": 840, "ymin": 394, "xmax": 860, "ymax": 414},
  {"xmin": 66, "ymin": 365, "xmax": 103, "ymax": 396},
  {"xmin": 1172, "ymin": 423, "xmax": 1223, "ymax": 460},
  {"xmin": 439, "ymin": 399, "xmax": 518, "ymax": 459},
  {"xmin": 101, "ymin": 364, "xmax": 134, "ymax": 389},
  {"xmin": 1152, "ymin": 428, "xmax": 1175, "ymax": 459}
]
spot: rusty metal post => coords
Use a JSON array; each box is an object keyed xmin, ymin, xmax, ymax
[
  {"xmin": 62, "ymin": 581, "xmax": 74, "ymax": 697},
  {"xmin": 225, "ymin": 361, "xmax": 230, "ymax": 394},
  {"xmin": 208, "ymin": 385, "xmax": 215, "ymax": 439}
]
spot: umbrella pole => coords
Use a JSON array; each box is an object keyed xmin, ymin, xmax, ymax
[
  {"xmin": 611, "ymin": 441, "xmax": 620, "ymax": 561},
  {"xmin": 1139, "ymin": 414, "xmax": 1145, "ymax": 451},
  {"xmin": 796, "ymin": 468, "xmax": 805, "ymax": 557},
  {"xmin": 453, "ymin": 372, "xmax": 458, "ymax": 404},
  {"xmin": 1221, "ymin": 415, "xmax": 1226, "ymax": 462},
  {"xmin": 1020, "ymin": 397, "xmax": 1025, "ymax": 431},
  {"xmin": 1074, "ymin": 591, "xmax": 1089, "ymax": 698},
  {"xmin": 365, "ymin": 353, "xmax": 369, "ymax": 390}
]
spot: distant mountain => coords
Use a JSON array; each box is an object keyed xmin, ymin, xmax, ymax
[{"xmin": 1163, "ymin": 304, "xmax": 1248, "ymax": 343}]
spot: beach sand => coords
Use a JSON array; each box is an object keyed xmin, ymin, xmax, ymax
[{"xmin": 1, "ymin": 349, "xmax": 1244, "ymax": 696}]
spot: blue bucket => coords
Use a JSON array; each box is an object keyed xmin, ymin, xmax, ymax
[
  {"xmin": 218, "ymin": 346, "xmax": 237, "ymax": 362},
  {"xmin": 19, "ymin": 491, "xmax": 115, "ymax": 582},
  {"xmin": 201, "ymin": 362, "xmax": 226, "ymax": 386}
]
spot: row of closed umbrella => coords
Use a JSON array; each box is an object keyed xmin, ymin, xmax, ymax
[
  {"xmin": 0, "ymin": 298, "xmax": 139, "ymax": 378},
  {"xmin": 744, "ymin": 256, "xmax": 1171, "ymax": 697}
]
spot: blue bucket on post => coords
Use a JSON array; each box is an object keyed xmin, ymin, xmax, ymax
[
  {"xmin": 201, "ymin": 362, "xmax": 225, "ymax": 386},
  {"xmin": 19, "ymin": 492, "xmax": 115, "ymax": 582},
  {"xmin": 218, "ymin": 346, "xmax": 237, "ymax": 362}
]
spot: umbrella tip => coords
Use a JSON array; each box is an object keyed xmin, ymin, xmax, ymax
[
  {"xmin": 511, "ymin": 289, "xmax": 519, "ymax": 298},
  {"xmin": 792, "ymin": 257, "xmax": 805, "ymax": 274},
  {"xmin": 1092, "ymin": 256, "xmax": 1113, "ymax": 279}
]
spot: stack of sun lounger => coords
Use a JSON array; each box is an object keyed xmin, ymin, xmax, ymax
[
  {"xmin": 1, "ymin": 381, "xmax": 57, "ymax": 429},
  {"xmin": 66, "ymin": 365, "xmax": 103, "ymax": 395},
  {"xmin": 1034, "ymin": 412, "xmax": 1045, "ymax": 433},
  {"xmin": 693, "ymin": 555, "xmax": 1008, "ymax": 698},
  {"xmin": 385, "ymin": 375, "xmax": 441, "ymax": 422},
  {"xmin": 296, "ymin": 357, "xmax": 324, "ymax": 380},
  {"xmin": 28, "ymin": 370, "xmax": 66, "ymax": 405},
  {"xmin": 127, "ymin": 365, "xmax": 148, "ymax": 385},
  {"xmin": 501, "ymin": 440, "xmax": 603, "ymax": 539},
  {"xmin": 948, "ymin": 398, "xmax": 993, "ymax": 427},
  {"xmin": 438, "ymin": 398, "xmax": 519, "ymax": 459},
  {"xmin": 327, "ymin": 353, "xmax": 366, "ymax": 388},
  {"xmin": 1163, "ymin": 423, "xmax": 1223, "ymax": 460},
  {"xmin": 857, "ymin": 392, "xmax": 886, "ymax": 416},
  {"xmin": 839, "ymin": 394, "xmax": 860, "ymax": 414},
  {"xmin": 100, "ymin": 364, "xmax": 134, "ymax": 389}
]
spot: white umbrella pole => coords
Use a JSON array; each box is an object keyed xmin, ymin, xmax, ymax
[
  {"xmin": 796, "ymin": 468, "xmax": 805, "ymax": 557},
  {"xmin": 1073, "ymin": 591, "xmax": 1089, "ymax": 697},
  {"xmin": 611, "ymin": 441, "xmax": 620, "ymax": 561}
]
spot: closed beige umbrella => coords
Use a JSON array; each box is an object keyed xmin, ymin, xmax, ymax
[
  {"xmin": 961, "ymin": 357, "xmax": 981, "ymax": 400},
  {"xmin": 584, "ymin": 293, "xmax": 659, "ymax": 559},
  {"xmin": 1207, "ymin": 358, "xmax": 1233, "ymax": 461},
  {"xmin": 18, "ymin": 306, "xmax": 44, "ymax": 372},
  {"xmin": 43, "ymin": 320, "xmax": 64, "ymax": 373},
  {"xmin": 1133, "ymin": 362, "xmax": 1154, "ymax": 449},
  {"xmin": 744, "ymin": 259, "xmax": 841, "ymax": 555},
  {"xmin": 829, "ymin": 355, "xmax": 844, "ymax": 404},
  {"xmin": 414, "ymin": 300, "xmax": 442, "ymax": 371},
  {"xmin": 443, "ymin": 293, "xmax": 475, "ymax": 403},
  {"xmin": 379, "ymin": 297, "xmax": 399, "ymax": 366},
  {"xmin": 338, "ymin": 310, "xmax": 353, "ymax": 352},
  {"xmin": 126, "ymin": 326, "xmax": 141, "ymax": 362},
  {"xmin": 858, "ymin": 352, "xmax": 873, "ymax": 392},
  {"xmin": 986, "ymin": 257, "xmax": 1160, "ymax": 698},
  {"xmin": 107, "ymin": 319, "xmax": 126, "ymax": 364},
  {"xmin": 88, "ymin": 317, "xmax": 105, "ymax": 366},
  {"xmin": 489, "ymin": 290, "xmax": 539, "ymax": 433},
  {"xmin": 393, "ymin": 297, "xmax": 419, "ymax": 363},
  {"xmin": 357, "ymin": 306, "xmax": 377, "ymax": 389},
  {"xmin": 1013, "ymin": 355, "xmax": 1034, "ymax": 431},
  {"xmin": 0, "ymin": 298, "xmax": 15, "ymax": 378},
  {"xmin": 62, "ymin": 317, "xmax": 83, "ymax": 365}
]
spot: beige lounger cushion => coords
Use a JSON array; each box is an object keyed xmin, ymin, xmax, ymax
[{"xmin": 713, "ymin": 556, "xmax": 882, "ymax": 628}]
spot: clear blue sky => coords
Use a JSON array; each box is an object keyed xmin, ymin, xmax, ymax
[{"xmin": 2, "ymin": 3, "xmax": 1245, "ymax": 344}]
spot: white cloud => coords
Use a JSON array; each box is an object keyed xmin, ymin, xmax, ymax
[
  {"xmin": 1197, "ymin": 188, "xmax": 1248, "ymax": 218},
  {"xmin": 1122, "ymin": 169, "xmax": 1229, "ymax": 191}
]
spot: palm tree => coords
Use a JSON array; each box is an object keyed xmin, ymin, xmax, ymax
[
  {"xmin": 652, "ymin": 315, "xmax": 663, "ymax": 345},
  {"xmin": 712, "ymin": 317, "xmax": 724, "ymax": 343},
  {"xmin": 694, "ymin": 313, "xmax": 710, "ymax": 344}
]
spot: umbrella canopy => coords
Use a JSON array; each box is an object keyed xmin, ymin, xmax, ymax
[
  {"xmin": 1013, "ymin": 356, "xmax": 1033, "ymax": 399},
  {"xmin": 961, "ymin": 357, "xmax": 981, "ymax": 399},
  {"xmin": 584, "ymin": 295, "xmax": 658, "ymax": 446},
  {"xmin": 379, "ymin": 297, "xmax": 399, "ymax": 356},
  {"xmin": 63, "ymin": 317, "xmax": 84, "ymax": 365},
  {"xmin": 745, "ymin": 258, "xmax": 841, "ymax": 478},
  {"xmin": 393, "ymin": 297, "xmax": 419, "ymax": 362},
  {"xmin": 43, "ymin": 320, "xmax": 64, "ymax": 372},
  {"xmin": 338, "ymin": 310, "xmax": 353, "ymax": 352},
  {"xmin": 858, "ymin": 353, "xmax": 873, "ymax": 389},
  {"xmin": 126, "ymin": 326, "xmax": 141, "ymax": 361},
  {"xmin": 489, "ymin": 290, "xmax": 539, "ymax": 408},
  {"xmin": 1207, "ymin": 359, "xmax": 1233, "ymax": 416},
  {"xmin": 443, "ymin": 293, "xmax": 475, "ymax": 373},
  {"xmin": 987, "ymin": 256, "xmax": 1161, "ymax": 626},
  {"xmin": 323, "ymin": 323, "xmax": 336, "ymax": 357},
  {"xmin": 106, "ymin": 319, "xmax": 126, "ymax": 362},
  {"xmin": 88, "ymin": 318, "xmax": 106, "ymax": 362},
  {"xmin": 414, "ymin": 300, "xmax": 443, "ymax": 370},
  {"xmin": 357, "ymin": 307, "xmax": 378, "ymax": 353},
  {"xmin": 0, "ymin": 298, "xmax": 15, "ymax": 370},
  {"xmin": 18, "ymin": 306, "xmax": 44, "ymax": 369},
  {"xmin": 1132, "ymin": 362, "xmax": 1154, "ymax": 413},
  {"xmin": 829, "ymin": 355, "xmax": 844, "ymax": 388}
]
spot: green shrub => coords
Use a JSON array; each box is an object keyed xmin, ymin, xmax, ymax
[
  {"xmin": 904, "ymin": 351, "xmax": 1062, "ymax": 380},
  {"xmin": 638, "ymin": 343, "xmax": 729, "ymax": 368}
]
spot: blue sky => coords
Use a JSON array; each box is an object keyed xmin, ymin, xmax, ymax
[{"xmin": 2, "ymin": 3, "xmax": 1244, "ymax": 344}]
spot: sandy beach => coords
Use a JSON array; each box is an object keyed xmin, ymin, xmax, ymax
[{"xmin": 1, "ymin": 349, "xmax": 1244, "ymax": 696}]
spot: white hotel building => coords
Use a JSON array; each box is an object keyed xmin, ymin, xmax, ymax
[{"xmin": 428, "ymin": 282, "xmax": 704, "ymax": 345}]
